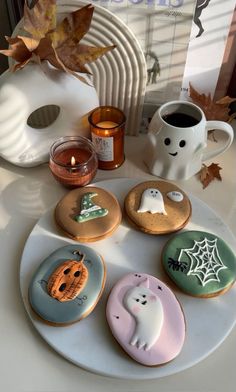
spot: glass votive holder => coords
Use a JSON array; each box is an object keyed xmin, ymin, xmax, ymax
[
  {"xmin": 49, "ymin": 136, "xmax": 98, "ymax": 188},
  {"xmin": 88, "ymin": 106, "xmax": 126, "ymax": 170}
]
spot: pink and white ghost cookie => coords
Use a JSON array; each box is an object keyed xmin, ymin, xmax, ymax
[{"xmin": 106, "ymin": 273, "xmax": 186, "ymax": 366}]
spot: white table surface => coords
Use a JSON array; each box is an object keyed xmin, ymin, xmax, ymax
[{"xmin": 0, "ymin": 128, "xmax": 236, "ymax": 392}]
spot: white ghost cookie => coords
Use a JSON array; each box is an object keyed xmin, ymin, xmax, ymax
[
  {"xmin": 137, "ymin": 188, "xmax": 167, "ymax": 215},
  {"xmin": 123, "ymin": 278, "xmax": 164, "ymax": 350},
  {"xmin": 124, "ymin": 180, "xmax": 192, "ymax": 235}
]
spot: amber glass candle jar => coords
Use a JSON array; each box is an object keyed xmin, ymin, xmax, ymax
[
  {"xmin": 49, "ymin": 136, "xmax": 98, "ymax": 188},
  {"xmin": 89, "ymin": 106, "xmax": 126, "ymax": 170}
]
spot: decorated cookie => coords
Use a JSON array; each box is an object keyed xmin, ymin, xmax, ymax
[
  {"xmin": 106, "ymin": 273, "xmax": 185, "ymax": 366},
  {"xmin": 162, "ymin": 230, "xmax": 236, "ymax": 297},
  {"xmin": 124, "ymin": 181, "xmax": 191, "ymax": 235},
  {"xmin": 55, "ymin": 186, "xmax": 122, "ymax": 242},
  {"xmin": 29, "ymin": 244, "xmax": 106, "ymax": 325}
]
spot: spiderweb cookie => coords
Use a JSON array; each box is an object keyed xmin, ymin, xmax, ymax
[{"xmin": 162, "ymin": 230, "xmax": 236, "ymax": 297}]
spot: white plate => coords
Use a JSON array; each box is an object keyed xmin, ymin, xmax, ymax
[{"xmin": 20, "ymin": 178, "xmax": 236, "ymax": 379}]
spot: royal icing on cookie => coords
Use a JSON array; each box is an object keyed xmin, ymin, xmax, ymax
[
  {"xmin": 106, "ymin": 273, "xmax": 185, "ymax": 366},
  {"xmin": 74, "ymin": 192, "xmax": 108, "ymax": 223},
  {"xmin": 55, "ymin": 186, "xmax": 121, "ymax": 242},
  {"xmin": 123, "ymin": 278, "xmax": 164, "ymax": 351},
  {"xmin": 29, "ymin": 244, "xmax": 106, "ymax": 325},
  {"xmin": 124, "ymin": 181, "xmax": 191, "ymax": 235},
  {"xmin": 47, "ymin": 253, "xmax": 88, "ymax": 302},
  {"xmin": 162, "ymin": 230, "xmax": 236, "ymax": 297},
  {"xmin": 137, "ymin": 188, "xmax": 167, "ymax": 215},
  {"xmin": 167, "ymin": 191, "xmax": 183, "ymax": 202}
]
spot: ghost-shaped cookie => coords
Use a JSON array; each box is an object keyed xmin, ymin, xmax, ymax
[{"xmin": 137, "ymin": 188, "xmax": 167, "ymax": 215}]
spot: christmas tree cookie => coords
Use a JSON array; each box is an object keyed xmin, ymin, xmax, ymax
[
  {"xmin": 55, "ymin": 186, "xmax": 122, "ymax": 242},
  {"xmin": 162, "ymin": 230, "xmax": 236, "ymax": 298}
]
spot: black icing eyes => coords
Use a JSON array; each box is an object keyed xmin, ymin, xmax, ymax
[
  {"xmin": 164, "ymin": 138, "xmax": 186, "ymax": 148},
  {"xmin": 164, "ymin": 137, "xmax": 171, "ymax": 145},
  {"xmin": 179, "ymin": 140, "xmax": 186, "ymax": 148}
]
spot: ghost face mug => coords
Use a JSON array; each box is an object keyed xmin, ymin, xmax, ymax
[{"xmin": 145, "ymin": 100, "xmax": 234, "ymax": 180}]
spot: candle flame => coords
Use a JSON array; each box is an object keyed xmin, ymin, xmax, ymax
[{"xmin": 71, "ymin": 156, "xmax": 76, "ymax": 166}]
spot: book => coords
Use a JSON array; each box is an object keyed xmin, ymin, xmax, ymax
[
  {"xmin": 180, "ymin": 0, "xmax": 236, "ymax": 101},
  {"xmin": 91, "ymin": 0, "xmax": 197, "ymax": 128}
]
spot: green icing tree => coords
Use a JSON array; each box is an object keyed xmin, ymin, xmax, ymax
[{"xmin": 74, "ymin": 192, "xmax": 108, "ymax": 223}]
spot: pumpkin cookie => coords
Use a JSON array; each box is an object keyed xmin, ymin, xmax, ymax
[
  {"xmin": 106, "ymin": 273, "xmax": 185, "ymax": 366},
  {"xmin": 55, "ymin": 186, "xmax": 122, "ymax": 242},
  {"xmin": 124, "ymin": 181, "xmax": 191, "ymax": 235},
  {"xmin": 28, "ymin": 244, "xmax": 106, "ymax": 325},
  {"xmin": 162, "ymin": 230, "xmax": 236, "ymax": 297}
]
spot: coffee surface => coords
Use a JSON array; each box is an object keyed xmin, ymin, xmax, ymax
[{"xmin": 162, "ymin": 112, "xmax": 199, "ymax": 127}]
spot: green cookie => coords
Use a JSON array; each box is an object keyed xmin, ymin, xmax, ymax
[{"xmin": 162, "ymin": 230, "xmax": 236, "ymax": 298}]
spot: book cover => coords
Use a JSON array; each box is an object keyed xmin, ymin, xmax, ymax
[
  {"xmin": 180, "ymin": 0, "xmax": 236, "ymax": 101},
  {"xmin": 92, "ymin": 0, "xmax": 197, "ymax": 124}
]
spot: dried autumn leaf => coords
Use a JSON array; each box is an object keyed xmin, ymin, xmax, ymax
[
  {"xmin": 216, "ymin": 96, "xmax": 236, "ymax": 123},
  {"xmin": 17, "ymin": 35, "xmax": 40, "ymax": 52},
  {"xmin": 199, "ymin": 163, "xmax": 222, "ymax": 189},
  {"xmin": 48, "ymin": 4, "xmax": 94, "ymax": 48},
  {"xmin": 216, "ymin": 96, "xmax": 236, "ymax": 106},
  {"xmin": 23, "ymin": 0, "xmax": 57, "ymax": 39},
  {"xmin": 55, "ymin": 44, "xmax": 115, "ymax": 73},
  {"xmin": 48, "ymin": 43, "xmax": 89, "ymax": 84},
  {"xmin": 1, "ymin": 36, "xmax": 32, "ymax": 62},
  {"xmin": 47, "ymin": 5, "xmax": 115, "ymax": 74},
  {"xmin": 0, "ymin": 1, "xmax": 115, "ymax": 80},
  {"xmin": 189, "ymin": 83, "xmax": 235, "ymax": 122}
]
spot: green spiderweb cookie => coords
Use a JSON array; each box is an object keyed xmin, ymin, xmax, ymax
[{"xmin": 74, "ymin": 192, "xmax": 108, "ymax": 223}]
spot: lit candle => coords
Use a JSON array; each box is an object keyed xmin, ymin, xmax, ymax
[
  {"xmin": 49, "ymin": 136, "xmax": 98, "ymax": 187},
  {"xmin": 89, "ymin": 106, "xmax": 126, "ymax": 170}
]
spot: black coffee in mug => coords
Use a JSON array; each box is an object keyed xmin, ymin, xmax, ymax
[{"xmin": 162, "ymin": 112, "xmax": 199, "ymax": 127}]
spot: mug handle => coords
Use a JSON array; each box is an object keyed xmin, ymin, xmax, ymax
[{"xmin": 202, "ymin": 121, "xmax": 234, "ymax": 161}]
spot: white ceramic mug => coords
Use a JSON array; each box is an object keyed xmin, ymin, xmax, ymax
[{"xmin": 145, "ymin": 100, "xmax": 234, "ymax": 180}]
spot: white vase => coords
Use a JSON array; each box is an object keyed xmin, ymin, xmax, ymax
[{"xmin": 0, "ymin": 62, "xmax": 99, "ymax": 167}]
